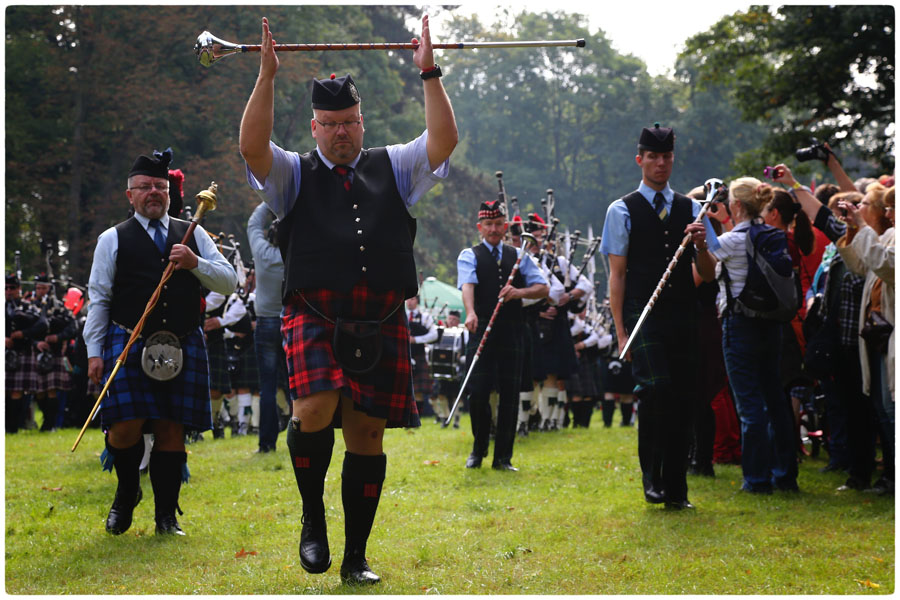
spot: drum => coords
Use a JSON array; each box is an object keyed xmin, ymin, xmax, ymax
[{"xmin": 430, "ymin": 326, "xmax": 464, "ymax": 379}]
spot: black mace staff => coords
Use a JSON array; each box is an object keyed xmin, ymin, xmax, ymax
[
  {"xmin": 445, "ymin": 233, "xmax": 537, "ymax": 425},
  {"xmin": 618, "ymin": 178, "xmax": 726, "ymax": 360},
  {"xmin": 195, "ymin": 31, "xmax": 585, "ymax": 67}
]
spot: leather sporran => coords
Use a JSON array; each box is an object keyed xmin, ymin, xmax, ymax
[
  {"xmin": 860, "ymin": 310, "xmax": 893, "ymax": 355},
  {"xmin": 332, "ymin": 318, "xmax": 383, "ymax": 375},
  {"xmin": 6, "ymin": 348, "xmax": 20, "ymax": 372}
]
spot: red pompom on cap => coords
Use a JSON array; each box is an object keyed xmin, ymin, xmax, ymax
[{"xmin": 330, "ymin": 73, "xmax": 336, "ymax": 79}]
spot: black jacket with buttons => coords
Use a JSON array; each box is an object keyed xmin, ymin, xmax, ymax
[
  {"xmin": 110, "ymin": 217, "xmax": 203, "ymax": 337},
  {"xmin": 277, "ymin": 148, "xmax": 418, "ymax": 301},
  {"xmin": 623, "ymin": 191, "xmax": 696, "ymax": 306}
]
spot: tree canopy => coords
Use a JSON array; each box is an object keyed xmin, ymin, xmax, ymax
[{"xmin": 5, "ymin": 5, "xmax": 894, "ymax": 292}]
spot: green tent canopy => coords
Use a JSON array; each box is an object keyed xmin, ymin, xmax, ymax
[{"xmin": 419, "ymin": 276, "xmax": 465, "ymax": 321}]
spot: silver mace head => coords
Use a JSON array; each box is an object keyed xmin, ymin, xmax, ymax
[
  {"xmin": 520, "ymin": 232, "xmax": 538, "ymax": 249},
  {"xmin": 195, "ymin": 31, "xmax": 242, "ymax": 68},
  {"xmin": 704, "ymin": 177, "xmax": 726, "ymax": 202}
]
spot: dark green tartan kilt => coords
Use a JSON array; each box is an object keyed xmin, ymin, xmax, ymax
[
  {"xmin": 206, "ymin": 334, "xmax": 231, "ymax": 394},
  {"xmin": 229, "ymin": 338, "xmax": 260, "ymax": 392},
  {"xmin": 519, "ymin": 319, "xmax": 535, "ymax": 392},
  {"xmin": 624, "ymin": 297, "xmax": 699, "ymax": 397},
  {"xmin": 466, "ymin": 320, "xmax": 524, "ymax": 395}
]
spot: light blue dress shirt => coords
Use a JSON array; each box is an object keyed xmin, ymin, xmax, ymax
[
  {"xmin": 456, "ymin": 240, "xmax": 548, "ymax": 290},
  {"xmin": 245, "ymin": 130, "xmax": 450, "ymax": 220},
  {"xmin": 83, "ymin": 212, "xmax": 238, "ymax": 358},
  {"xmin": 599, "ymin": 181, "xmax": 707, "ymax": 257}
]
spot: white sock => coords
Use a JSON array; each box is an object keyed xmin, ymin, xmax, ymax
[
  {"xmin": 518, "ymin": 391, "xmax": 533, "ymax": 425},
  {"xmin": 251, "ymin": 394, "xmax": 260, "ymax": 428},
  {"xmin": 237, "ymin": 392, "xmax": 252, "ymax": 426}
]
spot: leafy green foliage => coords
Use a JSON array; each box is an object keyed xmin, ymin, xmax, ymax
[{"xmin": 680, "ymin": 5, "xmax": 895, "ymax": 172}]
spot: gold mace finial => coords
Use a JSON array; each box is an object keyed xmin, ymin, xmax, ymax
[{"xmin": 194, "ymin": 181, "xmax": 218, "ymax": 220}]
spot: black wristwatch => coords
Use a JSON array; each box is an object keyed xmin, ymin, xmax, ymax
[{"xmin": 420, "ymin": 64, "xmax": 442, "ymax": 80}]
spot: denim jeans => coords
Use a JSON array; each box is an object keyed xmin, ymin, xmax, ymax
[
  {"xmin": 722, "ymin": 313, "xmax": 798, "ymax": 491},
  {"xmin": 255, "ymin": 316, "xmax": 288, "ymax": 451}
]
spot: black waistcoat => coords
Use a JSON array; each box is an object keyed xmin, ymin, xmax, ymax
[
  {"xmin": 472, "ymin": 243, "xmax": 524, "ymax": 323},
  {"xmin": 408, "ymin": 311, "xmax": 429, "ymax": 338},
  {"xmin": 111, "ymin": 217, "xmax": 203, "ymax": 337},
  {"xmin": 277, "ymin": 148, "xmax": 418, "ymax": 302},
  {"xmin": 623, "ymin": 191, "xmax": 696, "ymax": 305}
]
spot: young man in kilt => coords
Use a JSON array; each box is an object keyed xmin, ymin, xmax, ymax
[
  {"xmin": 84, "ymin": 149, "xmax": 237, "ymax": 535},
  {"xmin": 600, "ymin": 124, "xmax": 714, "ymax": 510},
  {"xmin": 239, "ymin": 15, "xmax": 458, "ymax": 584},
  {"xmin": 456, "ymin": 200, "xmax": 549, "ymax": 471}
]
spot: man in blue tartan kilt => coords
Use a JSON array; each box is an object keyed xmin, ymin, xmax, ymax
[
  {"xmin": 600, "ymin": 124, "xmax": 715, "ymax": 510},
  {"xmin": 240, "ymin": 16, "xmax": 458, "ymax": 584},
  {"xmin": 84, "ymin": 148, "xmax": 237, "ymax": 536},
  {"xmin": 457, "ymin": 200, "xmax": 549, "ymax": 471}
]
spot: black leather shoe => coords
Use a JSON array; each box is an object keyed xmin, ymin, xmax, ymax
[
  {"xmin": 106, "ymin": 486, "xmax": 142, "ymax": 535},
  {"xmin": 643, "ymin": 488, "xmax": 666, "ymax": 504},
  {"xmin": 465, "ymin": 454, "xmax": 483, "ymax": 469},
  {"xmin": 492, "ymin": 462, "xmax": 519, "ymax": 472},
  {"xmin": 299, "ymin": 514, "xmax": 331, "ymax": 573},
  {"xmin": 664, "ymin": 499, "xmax": 695, "ymax": 510},
  {"xmin": 155, "ymin": 512, "xmax": 186, "ymax": 535},
  {"xmin": 340, "ymin": 551, "xmax": 380, "ymax": 585}
]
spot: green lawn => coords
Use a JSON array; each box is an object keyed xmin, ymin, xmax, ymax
[{"xmin": 5, "ymin": 414, "xmax": 894, "ymax": 594}]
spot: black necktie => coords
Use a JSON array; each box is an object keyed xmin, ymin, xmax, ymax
[
  {"xmin": 491, "ymin": 245, "xmax": 500, "ymax": 264},
  {"xmin": 333, "ymin": 165, "xmax": 353, "ymax": 192},
  {"xmin": 653, "ymin": 192, "xmax": 668, "ymax": 221},
  {"xmin": 149, "ymin": 219, "xmax": 166, "ymax": 253}
]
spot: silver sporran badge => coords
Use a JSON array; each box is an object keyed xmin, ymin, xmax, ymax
[{"xmin": 141, "ymin": 330, "xmax": 183, "ymax": 381}]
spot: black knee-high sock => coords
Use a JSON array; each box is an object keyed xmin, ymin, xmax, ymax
[
  {"xmin": 621, "ymin": 401, "xmax": 634, "ymax": 425},
  {"xmin": 341, "ymin": 452, "xmax": 386, "ymax": 557},
  {"xmin": 149, "ymin": 450, "xmax": 186, "ymax": 520},
  {"xmin": 286, "ymin": 422, "xmax": 334, "ymax": 518},
  {"xmin": 601, "ymin": 399, "xmax": 616, "ymax": 426},
  {"xmin": 107, "ymin": 436, "xmax": 144, "ymax": 500}
]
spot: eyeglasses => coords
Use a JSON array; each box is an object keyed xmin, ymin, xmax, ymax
[
  {"xmin": 315, "ymin": 118, "xmax": 362, "ymax": 131},
  {"xmin": 129, "ymin": 183, "xmax": 169, "ymax": 193}
]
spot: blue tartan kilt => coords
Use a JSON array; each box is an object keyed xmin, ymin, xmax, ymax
[{"xmin": 99, "ymin": 323, "xmax": 212, "ymax": 431}]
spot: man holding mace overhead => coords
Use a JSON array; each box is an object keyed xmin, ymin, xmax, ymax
[
  {"xmin": 84, "ymin": 149, "xmax": 237, "ymax": 536},
  {"xmin": 600, "ymin": 124, "xmax": 715, "ymax": 510},
  {"xmin": 239, "ymin": 15, "xmax": 457, "ymax": 584}
]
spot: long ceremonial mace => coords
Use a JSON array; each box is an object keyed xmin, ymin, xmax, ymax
[
  {"xmin": 71, "ymin": 183, "xmax": 219, "ymax": 452},
  {"xmin": 618, "ymin": 178, "xmax": 726, "ymax": 361},
  {"xmin": 445, "ymin": 232, "xmax": 537, "ymax": 426},
  {"xmin": 194, "ymin": 31, "xmax": 585, "ymax": 67}
]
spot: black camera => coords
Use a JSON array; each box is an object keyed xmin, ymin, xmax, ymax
[{"xmin": 795, "ymin": 139, "xmax": 831, "ymax": 163}]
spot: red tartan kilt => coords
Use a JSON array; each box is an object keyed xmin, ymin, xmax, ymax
[{"xmin": 281, "ymin": 283, "xmax": 420, "ymax": 429}]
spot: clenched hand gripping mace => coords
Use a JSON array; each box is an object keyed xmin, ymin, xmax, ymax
[
  {"xmin": 71, "ymin": 183, "xmax": 219, "ymax": 452},
  {"xmin": 618, "ymin": 178, "xmax": 726, "ymax": 360},
  {"xmin": 194, "ymin": 31, "xmax": 585, "ymax": 67},
  {"xmin": 445, "ymin": 233, "xmax": 537, "ymax": 425}
]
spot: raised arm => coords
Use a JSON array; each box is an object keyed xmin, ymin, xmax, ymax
[
  {"xmin": 824, "ymin": 143, "xmax": 857, "ymax": 193},
  {"xmin": 239, "ymin": 17, "xmax": 278, "ymax": 183},
  {"xmin": 413, "ymin": 15, "xmax": 458, "ymax": 170}
]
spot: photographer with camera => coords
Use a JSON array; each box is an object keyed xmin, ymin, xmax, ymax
[{"xmin": 833, "ymin": 184, "xmax": 894, "ymax": 495}]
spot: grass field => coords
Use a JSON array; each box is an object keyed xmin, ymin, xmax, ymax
[{"xmin": 4, "ymin": 413, "xmax": 895, "ymax": 594}]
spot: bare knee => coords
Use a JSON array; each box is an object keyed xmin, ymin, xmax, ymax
[
  {"xmin": 152, "ymin": 420, "xmax": 185, "ymax": 452},
  {"xmin": 107, "ymin": 419, "xmax": 145, "ymax": 448},
  {"xmin": 293, "ymin": 390, "xmax": 339, "ymax": 432}
]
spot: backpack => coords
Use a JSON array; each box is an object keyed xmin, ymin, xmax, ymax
[{"xmin": 720, "ymin": 220, "xmax": 801, "ymax": 322}]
